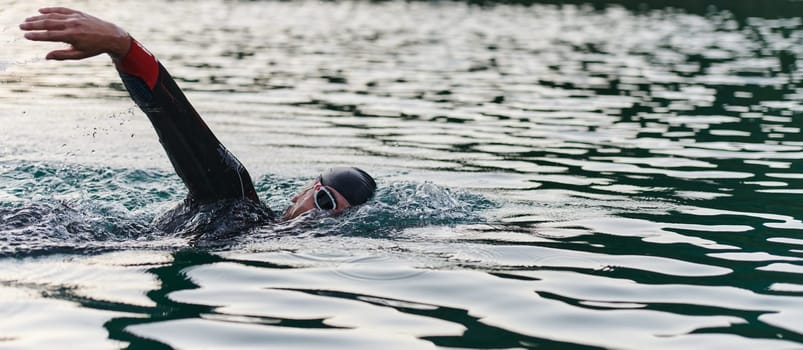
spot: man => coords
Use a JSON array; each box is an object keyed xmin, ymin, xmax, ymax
[{"xmin": 19, "ymin": 7, "xmax": 376, "ymax": 236}]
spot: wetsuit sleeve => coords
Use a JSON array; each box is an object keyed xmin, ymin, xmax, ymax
[{"xmin": 114, "ymin": 37, "xmax": 259, "ymax": 203}]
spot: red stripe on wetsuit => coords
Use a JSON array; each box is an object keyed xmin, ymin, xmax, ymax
[{"xmin": 114, "ymin": 37, "xmax": 159, "ymax": 90}]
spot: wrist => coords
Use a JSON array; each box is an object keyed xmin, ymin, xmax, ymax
[
  {"xmin": 114, "ymin": 37, "xmax": 159, "ymax": 90},
  {"xmin": 108, "ymin": 30, "xmax": 132, "ymax": 59}
]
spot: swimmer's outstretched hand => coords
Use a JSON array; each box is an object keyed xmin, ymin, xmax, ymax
[{"xmin": 19, "ymin": 7, "xmax": 131, "ymax": 60}]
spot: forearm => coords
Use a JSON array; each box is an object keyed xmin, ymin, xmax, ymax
[{"xmin": 115, "ymin": 39, "xmax": 259, "ymax": 203}]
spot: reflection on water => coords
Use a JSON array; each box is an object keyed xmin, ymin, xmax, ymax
[{"xmin": 2, "ymin": 0, "xmax": 803, "ymax": 348}]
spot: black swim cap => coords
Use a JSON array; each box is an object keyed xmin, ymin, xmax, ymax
[{"xmin": 319, "ymin": 167, "xmax": 376, "ymax": 206}]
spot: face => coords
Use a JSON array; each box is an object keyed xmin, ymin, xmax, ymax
[{"xmin": 282, "ymin": 179, "xmax": 351, "ymax": 220}]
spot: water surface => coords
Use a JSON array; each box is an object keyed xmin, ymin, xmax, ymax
[{"xmin": 2, "ymin": 0, "xmax": 803, "ymax": 349}]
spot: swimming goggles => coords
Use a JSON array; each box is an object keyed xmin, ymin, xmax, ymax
[{"xmin": 314, "ymin": 185, "xmax": 337, "ymax": 211}]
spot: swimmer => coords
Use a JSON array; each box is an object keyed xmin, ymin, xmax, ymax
[{"xmin": 19, "ymin": 7, "xmax": 376, "ymax": 234}]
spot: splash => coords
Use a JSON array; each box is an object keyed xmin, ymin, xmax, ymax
[
  {"xmin": 246, "ymin": 181, "xmax": 495, "ymax": 240},
  {"xmin": 0, "ymin": 161, "xmax": 183, "ymax": 256},
  {"xmin": 0, "ymin": 161, "xmax": 494, "ymax": 255}
]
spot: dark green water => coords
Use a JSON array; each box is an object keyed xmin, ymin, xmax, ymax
[{"xmin": 2, "ymin": 0, "xmax": 803, "ymax": 349}]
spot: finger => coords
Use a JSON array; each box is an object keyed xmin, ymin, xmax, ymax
[
  {"xmin": 19, "ymin": 19, "xmax": 68, "ymax": 31},
  {"xmin": 46, "ymin": 49, "xmax": 91, "ymax": 61},
  {"xmin": 38, "ymin": 7, "xmax": 79, "ymax": 15},
  {"xmin": 23, "ymin": 30, "xmax": 70, "ymax": 43},
  {"xmin": 24, "ymin": 13, "xmax": 71, "ymax": 22}
]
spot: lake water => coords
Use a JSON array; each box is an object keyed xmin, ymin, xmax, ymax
[{"xmin": 2, "ymin": 0, "xmax": 803, "ymax": 348}]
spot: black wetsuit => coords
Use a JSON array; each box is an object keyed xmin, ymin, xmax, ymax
[{"xmin": 115, "ymin": 38, "xmax": 275, "ymax": 237}]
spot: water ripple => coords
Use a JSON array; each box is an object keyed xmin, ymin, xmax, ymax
[{"xmin": 2, "ymin": 0, "xmax": 803, "ymax": 348}]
